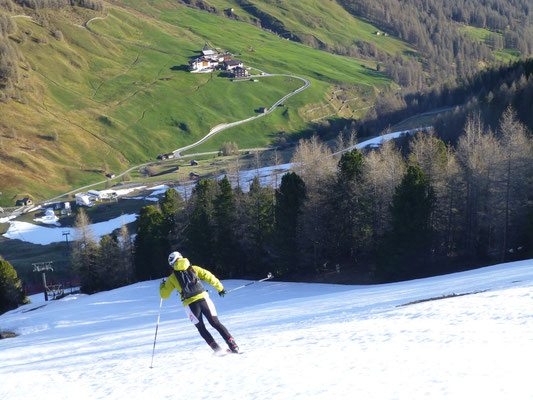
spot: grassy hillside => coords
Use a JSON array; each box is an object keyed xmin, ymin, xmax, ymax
[
  {"xmin": 0, "ymin": 0, "xmax": 401, "ymax": 205},
  {"xmin": 181, "ymin": 0, "xmax": 411, "ymax": 55}
]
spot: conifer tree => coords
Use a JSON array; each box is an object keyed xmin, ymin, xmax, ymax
[
  {"xmin": 244, "ymin": 176, "xmax": 275, "ymax": 276},
  {"xmin": 376, "ymin": 164, "xmax": 436, "ymax": 281},
  {"xmin": 496, "ymin": 106, "xmax": 533, "ymax": 260},
  {"xmin": 363, "ymin": 140, "xmax": 406, "ymax": 238},
  {"xmin": 134, "ymin": 205, "xmax": 167, "ymax": 281},
  {"xmin": 213, "ymin": 176, "xmax": 239, "ymax": 277},
  {"xmin": 184, "ymin": 179, "xmax": 217, "ymax": 268},
  {"xmin": 274, "ymin": 172, "xmax": 306, "ymax": 277},
  {"xmin": 456, "ymin": 113, "xmax": 501, "ymax": 258},
  {"xmin": 0, "ymin": 258, "xmax": 27, "ymax": 314},
  {"xmin": 330, "ymin": 148, "xmax": 370, "ymax": 263},
  {"xmin": 160, "ymin": 188, "xmax": 185, "ymax": 247},
  {"xmin": 291, "ymin": 136, "xmax": 336, "ymax": 272}
]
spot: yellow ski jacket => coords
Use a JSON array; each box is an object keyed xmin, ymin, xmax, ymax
[{"xmin": 159, "ymin": 258, "xmax": 224, "ymax": 307}]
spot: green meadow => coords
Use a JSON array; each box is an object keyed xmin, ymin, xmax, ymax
[
  {"xmin": 459, "ymin": 25, "xmax": 520, "ymax": 61},
  {"xmin": 3, "ymin": 0, "xmax": 403, "ymax": 203},
  {"xmin": 83, "ymin": 3, "xmax": 393, "ymax": 151}
]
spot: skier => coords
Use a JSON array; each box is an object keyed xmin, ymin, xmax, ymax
[{"xmin": 159, "ymin": 251, "xmax": 239, "ymax": 354}]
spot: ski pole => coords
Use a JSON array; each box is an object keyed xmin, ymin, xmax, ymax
[
  {"xmin": 149, "ymin": 297, "xmax": 163, "ymax": 369},
  {"xmin": 226, "ymin": 272, "xmax": 274, "ymax": 294}
]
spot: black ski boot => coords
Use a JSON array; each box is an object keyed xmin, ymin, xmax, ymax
[
  {"xmin": 227, "ymin": 337, "xmax": 239, "ymax": 353},
  {"xmin": 209, "ymin": 341, "xmax": 223, "ymax": 354}
]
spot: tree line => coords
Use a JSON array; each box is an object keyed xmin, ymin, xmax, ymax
[
  {"xmin": 3, "ymin": 105, "xmax": 531, "ymax": 311},
  {"xmin": 69, "ymin": 209, "xmax": 135, "ymax": 294},
  {"xmin": 128, "ymin": 105, "xmax": 532, "ymax": 287},
  {"xmin": 355, "ymin": 58, "xmax": 533, "ymax": 141}
]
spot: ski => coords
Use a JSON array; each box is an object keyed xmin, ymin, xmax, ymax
[
  {"xmin": 212, "ymin": 349, "xmax": 244, "ymax": 357},
  {"xmin": 226, "ymin": 349, "xmax": 244, "ymax": 355}
]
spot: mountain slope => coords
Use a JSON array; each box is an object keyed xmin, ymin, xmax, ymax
[
  {"xmin": 0, "ymin": 0, "xmax": 397, "ymax": 205},
  {"xmin": 1, "ymin": 259, "xmax": 532, "ymax": 399},
  {"xmin": 2, "ymin": 0, "xmax": 531, "ymax": 204}
]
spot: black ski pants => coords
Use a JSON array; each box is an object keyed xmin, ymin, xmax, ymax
[{"xmin": 185, "ymin": 297, "xmax": 233, "ymax": 347}]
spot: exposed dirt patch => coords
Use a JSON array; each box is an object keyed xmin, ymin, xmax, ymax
[
  {"xmin": 397, "ymin": 290, "xmax": 486, "ymax": 307},
  {"xmin": 0, "ymin": 330, "xmax": 18, "ymax": 339}
]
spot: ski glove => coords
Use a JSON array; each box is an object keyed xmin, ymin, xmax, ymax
[{"xmin": 218, "ymin": 289, "xmax": 227, "ymax": 297}]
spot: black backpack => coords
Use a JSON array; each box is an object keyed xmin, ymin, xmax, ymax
[{"xmin": 174, "ymin": 267, "xmax": 205, "ymax": 301}]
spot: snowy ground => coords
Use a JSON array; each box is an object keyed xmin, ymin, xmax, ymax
[
  {"xmin": 2, "ymin": 214, "xmax": 138, "ymax": 245},
  {"xmin": 1, "ymin": 259, "xmax": 532, "ymax": 399}
]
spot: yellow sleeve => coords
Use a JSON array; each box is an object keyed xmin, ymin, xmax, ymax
[
  {"xmin": 193, "ymin": 266, "xmax": 224, "ymax": 292},
  {"xmin": 159, "ymin": 275, "xmax": 176, "ymax": 299}
]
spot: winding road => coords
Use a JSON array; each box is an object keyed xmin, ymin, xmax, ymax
[{"xmin": 173, "ymin": 72, "xmax": 310, "ymax": 156}]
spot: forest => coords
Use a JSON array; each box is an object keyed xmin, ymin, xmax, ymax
[
  {"xmin": 338, "ymin": 0, "xmax": 533, "ymax": 87},
  {"xmin": 65, "ymin": 103, "xmax": 533, "ymax": 294}
]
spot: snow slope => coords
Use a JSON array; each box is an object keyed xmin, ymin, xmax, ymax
[{"xmin": 1, "ymin": 260, "xmax": 532, "ymax": 399}]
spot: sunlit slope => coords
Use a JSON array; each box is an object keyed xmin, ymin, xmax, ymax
[
  {"xmin": 172, "ymin": 0, "xmax": 412, "ymax": 57},
  {"xmin": 1, "ymin": 2, "xmax": 392, "ymax": 204}
]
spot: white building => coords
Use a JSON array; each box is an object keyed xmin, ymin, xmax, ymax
[
  {"xmin": 75, "ymin": 193, "xmax": 94, "ymax": 207},
  {"xmin": 190, "ymin": 57, "xmax": 219, "ymax": 73}
]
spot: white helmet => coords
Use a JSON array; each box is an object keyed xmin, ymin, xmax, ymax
[{"xmin": 168, "ymin": 251, "xmax": 183, "ymax": 266}]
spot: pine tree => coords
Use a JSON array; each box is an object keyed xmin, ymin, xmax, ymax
[
  {"xmin": 160, "ymin": 188, "xmax": 185, "ymax": 248},
  {"xmin": 0, "ymin": 258, "xmax": 28, "ymax": 314},
  {"xmin": 330, "ymin": 148, "xmax": 370, "ymax": 263},
  {"xmin": 184, "ymin": 179, "xmax": 217, "ymax": 268},
  {"xmin": 213, "ymin": 176, "xmax": 239, "ymax": 277},
  {"xmin": 376, "ymin": 165, "xmax": 436, "ymax": 282},
  {"xmin": 338, "ymin": 148, "xmax": 364, "ymax": 182},
  {"xmin": 273, "ymin": 172, "xmax": 306, "ymax": 277},
  {"xmin": 390, "ymin": 165, "xmax": 435, "ymax": 240},
  {"xmin": 160, "ymin": 188, "xmax": 184, "ymax": 217},
  {"xmin": 134, "ymin": 205, "xmax": 167, "ymax": 281},
  {"xmin": 244, "ymin": 176, "xmax": 274, "ymax": 276}
]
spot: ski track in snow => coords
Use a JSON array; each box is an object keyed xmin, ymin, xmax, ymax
[{"xmin": 1, "ymin": 260, "xmax": 533, "ymax": 399}]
